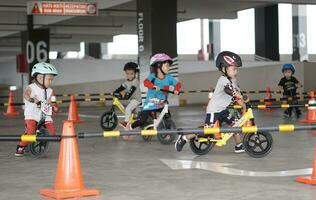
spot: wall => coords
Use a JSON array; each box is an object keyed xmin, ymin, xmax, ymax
[{"xmin": 0, "ymin": 58, "xmax": 313, "ymax": 104}]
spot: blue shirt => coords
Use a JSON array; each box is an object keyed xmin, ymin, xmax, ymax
[{"xmin": 143, "ymin": 73, "xmax": 179, "ymax": 110}]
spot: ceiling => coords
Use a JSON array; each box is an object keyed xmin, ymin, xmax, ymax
[{"xmin": 0, "ymin": 0, "xmax": 315, "ymax": 58}]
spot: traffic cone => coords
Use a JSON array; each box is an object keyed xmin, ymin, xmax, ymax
[
  {"xmin": 4, "ymin": 91, "xmax": 19, "ymax": 116},
  {"xmin": 296, "ymin": 145, "xmax": 316, "ymax": 185},
  {"xmin": 40, "ymin": 121, "xmax": 100, "ymax": 199},
  {"xmin": 65, "ymin": 95, "xmax": 83, "ymax": 123},
  {"xmin": 260, "ymin": 87, "xmax": 273, "ymax": 111},
  {"xmin": 301, "ymin": 91, "xmax": 316, "ymax": 123}
]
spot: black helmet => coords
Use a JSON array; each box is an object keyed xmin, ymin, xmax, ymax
[
  {"xmin": 215, "ymin": 51, "xmax": 242, "ymax": 70},
  {"xmin": 123, "ymin": 62, "xmax": 139, "ymax": 72}
]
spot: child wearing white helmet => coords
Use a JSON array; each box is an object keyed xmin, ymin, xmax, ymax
[
  {"xmin": 278, "ymin": 63, "xmax": 303, "ymax": 118},
  {"xmin": 15, "ymin": 62, "xmax": 58, "ymax": 157}
]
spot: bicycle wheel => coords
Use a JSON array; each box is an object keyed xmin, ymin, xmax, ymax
[
  {"xmin": 157, "ymin": 119, "xmax": 176, "ymax": 145},
  {"xmin": 243, "ymin": 131, "xmax": 273, "ymax": 158},
  {"xmin": 29, "ymin": 129, "xmax": 50, "ymax": 157},
  {"xmin": 100, "ymin": 111, "xmax": 118, "ymax": 131},
  {"xmin": 189, "ymin": 136, "xmax": 216, "ymax": 155}
]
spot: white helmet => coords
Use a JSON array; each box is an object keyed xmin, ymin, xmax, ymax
[{"xmin": 31, "ymin": 62, "xmax": 58, "ymax": 77}]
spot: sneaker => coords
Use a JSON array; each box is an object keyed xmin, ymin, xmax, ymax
[
  {"xmin": 15, "ymin": 145, "xmax": 25, "ymax": 157},
  {"xmin": 175, "ymin": 135, "xmax": 186, "ymax": 152},
  {"xmin": 234, "ymin": 143, "xmax": 245, "ymax": 153}
]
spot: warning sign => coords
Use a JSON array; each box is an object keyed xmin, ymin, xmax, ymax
[{"xmin": 27, "ymin": 1, "xmax": 98, "ymax": 16}]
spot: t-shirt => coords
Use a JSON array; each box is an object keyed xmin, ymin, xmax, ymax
[
  {"xmin": 122, "ymin": 78, "xmax": 142, "ymax": 103},
  {"xmin": 278, "ymin": 76, "xmax": 298, "ymax": 96},
  {"xmin": 143, "ymin": 73, "xmax": 179, "ymax": 110},
  {"xmin": 24, "ymin": 83, "xmax": 53, "ymax": 122},
  {"xmin": 206, "ymin": 76, "xmax": 240, "ymax": 113}
]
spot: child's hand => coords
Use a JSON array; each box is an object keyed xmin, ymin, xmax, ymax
[
  {"xmin": 153, "ymin": 86, "xmax": 160, "ymax": 91},
  {"xmin": 235, "ymin": 92, "xmax": 242, "ymax": 100},
  {"xmin": 174, "ymin": 90, "xmax": 179, "ymax": 95},
  {"xmin": 120, "ymin": 91, "xmax": 126, "ymax": 98}
]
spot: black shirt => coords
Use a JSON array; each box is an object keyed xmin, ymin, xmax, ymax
[{"xmin": 278, "ymin": 76, "xmax": 299, "ymax": 96}]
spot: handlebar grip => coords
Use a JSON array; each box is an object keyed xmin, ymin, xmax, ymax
[{"xmin": 160, "ymin": 89, "xmax": 179, "ymax": 95}]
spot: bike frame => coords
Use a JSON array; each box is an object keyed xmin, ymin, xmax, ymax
[
  {"xmin": 112, "ymin": 96, "xmax": 135, "ymax": 122},
  {"xmin": 198, "ymin": 108, "xmax": 255, "ymax": 146},
  {"xmin": 143, "ymin": 104, "xmax": 169, "ymax": 130}
]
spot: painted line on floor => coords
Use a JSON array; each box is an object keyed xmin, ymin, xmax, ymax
[{"xmin": 160, "ymin": 159, "xmax": 312, "ymax": 177}]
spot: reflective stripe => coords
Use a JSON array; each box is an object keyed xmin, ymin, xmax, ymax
[
  {"xmin": 257, "ymin": 105, "xmax": 266, "ymax": 109},
  {"xmin": 242, "ymin": 126, "xmax": 258, "ymax": 133},
  {"xmin": 103, "ymin": 131, "xmax": 120, "ymax": 137},
  {"xmin": 21, "ymin": 135, "xmax": 36, "ymax": 142},
  {"xmin": 85, "ymin": 98, "xmax": 91, "ymax": 102},
  {"xmin": 279, "ymin": 124, "xmax": 295, "ymax": 132},
  {"xmin": 281, "ymin": 104, "xmax": 290, "ymax": 108},
  {"xmin": 141, "ymin": 130, "xmax": 157, "ymax": 136},
  {"xmin": 204, "ymin": 127, "xmax": 220, "ymax": 134}
]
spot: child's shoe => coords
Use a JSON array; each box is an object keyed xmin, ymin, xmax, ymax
[
  {"xmin": 234, "ymin": 143, "xmax": 245, "ymax": 153},
  {"xmin": 15, "ymin": 145, "xmax": 25, "ymax": 157},
  {"xmin": 175, "ymin": 135, "xmax": 187, "ymax": 152}
]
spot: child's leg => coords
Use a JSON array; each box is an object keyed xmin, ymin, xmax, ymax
[
  {"xmin": 131, "ymin": 110, "xmax": 151, "ymax": 129},
  {"xmin": 44, "ymin": 122, "xmax": 56, "ymax": 135},
  {"xmin": 19, "ymin": 120, "xmax": 37, "ymax": 147},
  {"xmin": 223, "ymin": 110, "xmax": 244, "ymax": 152},
  {"xmin": 125, "ymin": 99, "xmax": 141, "ymax": 122}
]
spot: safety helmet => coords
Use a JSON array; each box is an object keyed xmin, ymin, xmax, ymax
[
  {"xmin": 150, "ymin": 53, "xmax": 173, "ymax": 67},
  {"xmin": 31, "ymin": 62, "xmax": 58, "ymax": 77},
  {"xmin": 282, "ymin": 63, "xmax": 295, "ymax": 74},
  {"xmin": 123, "ymin": 62, "xmax": 139, "ymax": 72},
  {"xmin": 215, "ymin": 51, "xmax": 242, "ymax": 70}
]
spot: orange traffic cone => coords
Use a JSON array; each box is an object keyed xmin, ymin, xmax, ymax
[
  {"xmin": 296, "ymin": 145, "xmax": 316, "ymax": 185},
  {"xmin": 301, "ymin": 91, "xmax": 316, "ymax": 123},
  {"xmin": 40, "ymin": 121, "xmax": 100, "ymax": 199},
  {"xmin": 4, "ymin": 91, "xmax": 19, "ymax": 116},
  {"xmin": 65, "ymin": 95, "xmax": 83, "ymax": 123}
]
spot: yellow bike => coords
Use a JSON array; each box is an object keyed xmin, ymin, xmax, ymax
[
  {"xmin": 100, "ymin": 94, "xmax": 138, "ymax": 131},
  {"xmin": 189, "ymin": 97, "xmax": 273, "ymax": 158}
]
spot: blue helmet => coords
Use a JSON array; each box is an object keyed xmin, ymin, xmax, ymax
[{"xmin": 282, "ymin": 64, "xmax": 295, "ymax": 74}]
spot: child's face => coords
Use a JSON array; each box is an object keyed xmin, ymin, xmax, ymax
[
  {"xmin": 283, "ymin": 69, "xmax": 292, "ymax": 78},
  {"xmin": 225, "ymin": 65, "xmax": 238, "ymax": 79},
  {"xmin": 160, "ymin": 62, "xmax": 170, "ymax": 74},
  {"xmin": 126, "ymin": 70, "xmax": 136, "ymax": 80},
  {"xmin": 37, "ymin": 74, "xmax": 55, "ymax": 88}
]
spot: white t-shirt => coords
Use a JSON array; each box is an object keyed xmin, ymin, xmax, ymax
[
  {"xmin": 206, "ymin": 76, "xmax": 240, "ymax": 113},
  {"xmin": 24, "ymin": 83, "xmax": 53, "ymax": 122}
]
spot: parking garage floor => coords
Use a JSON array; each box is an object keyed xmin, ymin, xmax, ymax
[{"xmin": 0, "ymin": 105, "xmax": 316, "ymax": 200}]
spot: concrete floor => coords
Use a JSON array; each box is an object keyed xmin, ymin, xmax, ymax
[{"xmin": 0, "ymin": 105, "xmax": 316, "ymax": 200}]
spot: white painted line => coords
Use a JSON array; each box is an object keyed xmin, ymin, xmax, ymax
[{"xmin": 160, "ymin": 159, "xmax": 312, "ymax": 177}]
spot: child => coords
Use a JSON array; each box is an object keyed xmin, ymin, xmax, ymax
[
  {"xmin": 114, "ymin": 62, "xmax": 142, "ymax": 128},
  {"xmin": 15, "ymin": 62, "xmax": 58, "ymax": 157},
  {"xmin": 123, "ymin": 53, "xmax": 181, "ymax": 130},
  {"xmin": 175, "ymin": 51, "xmax": 246, "ymax": 153},
  {"xmin": 278, "ymin": 64, "xmax": 303, "ymax": 118}
]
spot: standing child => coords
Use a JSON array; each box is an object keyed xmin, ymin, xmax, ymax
[
  {"xmin": 278, "ymin": 64, "xmax": 303, "ymax": 118},
  {"xmin": 175, "ymin": 51, "xmax": 246, "ymax": 153},
  {"xmin": 123, "ymin": 53, "xmax": 181, "ymax": 130},
  {"xmin": 15, "ymin": 62, "xmax": 58, "ymax": 157},
  {"xmin": 114, "ymin": 62, "xmax": 142, "ymax": 128}
]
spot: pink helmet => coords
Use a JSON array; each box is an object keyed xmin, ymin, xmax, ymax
[{"xmin": 150, "ymin": 53, "xmax": 173, "ymax": 67}]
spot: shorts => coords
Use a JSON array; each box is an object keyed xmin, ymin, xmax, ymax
[{"xmin": 205, "ymin": 109, "xmax": 235, "ymax": 126}]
